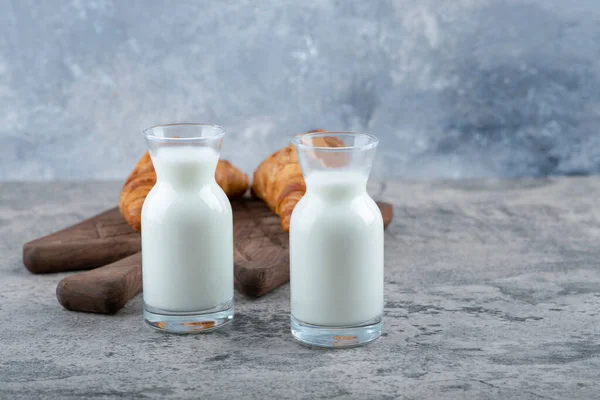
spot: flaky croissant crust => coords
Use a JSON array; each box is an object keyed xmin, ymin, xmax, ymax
[
  {"xmin": 119, "ymin": 152, "xmax": 249, "ymax": 231},
  {"xmin": 251, "ymin": 129, "xmax": 344, "ymax": 232}
]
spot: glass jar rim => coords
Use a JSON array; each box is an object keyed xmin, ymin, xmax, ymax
[
  {"xmin": 292, "ymin": 131, "xmax": 379, "ymax": 152},
  {"xmin": 142, "ymin": 123, "xmax": 226, "ymax": 142}
]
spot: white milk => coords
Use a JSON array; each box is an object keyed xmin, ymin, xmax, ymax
[
  {"xmin": 141, "ymin": 146, "xmax": 233, "ymax": 312},
  {"xmin": 290, "ymin": 170, "xmax": 384, "ymax": 326}
]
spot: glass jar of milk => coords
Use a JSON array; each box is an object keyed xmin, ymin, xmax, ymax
[
  {"xmin": 290, "ymin": 132, "xmax": 384, "ymax": 347},
  {"xmin": 141, "ymin": 124, "xmax": 233, "ymax": 333}
]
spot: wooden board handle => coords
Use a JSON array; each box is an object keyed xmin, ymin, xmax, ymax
[{"xmin": 56, "ymin": 252, "xmax": 142, "ymax": 314}]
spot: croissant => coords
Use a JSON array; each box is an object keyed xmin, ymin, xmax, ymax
[
  {"xmin": 251, "ymin": 144, "xmax": 303, "ymax": 232},
  {"xmin": 252, "ymin": 130, "xmax": 345, "ymax": 232},
  {"xmin": 119, "ymin": 152, "xmax": 249, "ymax": 231}
]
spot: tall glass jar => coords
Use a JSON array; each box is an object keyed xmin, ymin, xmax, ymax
[
  {"xmin": 141, "ymin": 124, "xmax": 233, "ymax": 333},
  {"xmin": 290, "ymin": 132, "xmax": 384, "ymax": 347}
]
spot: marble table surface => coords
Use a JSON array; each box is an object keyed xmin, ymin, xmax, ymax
[{"xmin": 1, "ymin": 179, "xmax": 598, "ymax": 399}]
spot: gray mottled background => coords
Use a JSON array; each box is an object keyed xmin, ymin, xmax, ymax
[{"xmin": 1, "ymin": 0, "xmax": 600, "ymax": 181}]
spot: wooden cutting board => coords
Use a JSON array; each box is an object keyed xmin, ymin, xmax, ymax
[
  {"xmin": 25, "ymin": 198, "xmax": 393, "ymax": 314},
  {"xmin": 23, "ymin": 207, "xmax": 141, "ymax": 274}
]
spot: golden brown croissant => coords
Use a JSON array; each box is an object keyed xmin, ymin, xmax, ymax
[
  {"xmin": 252, "ymin": 130, "xmax": 345, "ymax": 232},
  {"xmin": 252, "ymin": 145, "xmax": 303, "ymax": 232},
  {"xmin": 120, "ymin": 152, "xmax": 249, "ymax": 231}
]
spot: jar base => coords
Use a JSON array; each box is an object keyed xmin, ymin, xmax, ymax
[
  {"xmin": 144, "ymin": 300, "xmax": 233, "ymax": 334},
  {"xmin": 291, "ymin": 315, "xmax": 383, "ymax": 348}
]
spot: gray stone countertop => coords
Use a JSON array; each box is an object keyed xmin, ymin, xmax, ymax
[{"xmin": 1, "ymin": 179, "xmax": 599, "ymax": 399}]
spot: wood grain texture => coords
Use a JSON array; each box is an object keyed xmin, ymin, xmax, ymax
[
  {"xmin": 23, "ymin": 208, "xmax": 140, "ymax": 274},
  {"xmin": 233, "ymin": 199, "xmax": 393, "ymax": 296},
  {"xmin": 50, "ymin": 199, "xmax": 393, "ymax": 313},
  {"xmin": 233, "ymin": 199, "xmax": 290, "ymax": 297},
  {"xmin": 56, "ymin": 252, "xmax": 142, "ymax": 314}
]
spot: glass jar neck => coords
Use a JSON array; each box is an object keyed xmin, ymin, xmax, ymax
[
  {"xmin": 304, "ymin": 170, "xmax": 368, "ymax": 201},
  {"xmin": 155, "ymin": 164, "xmax": 217, "ymax": 188},
  {"xmin": 150, "ymin": 146, "xmax": 219, "ymax": 189}
]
